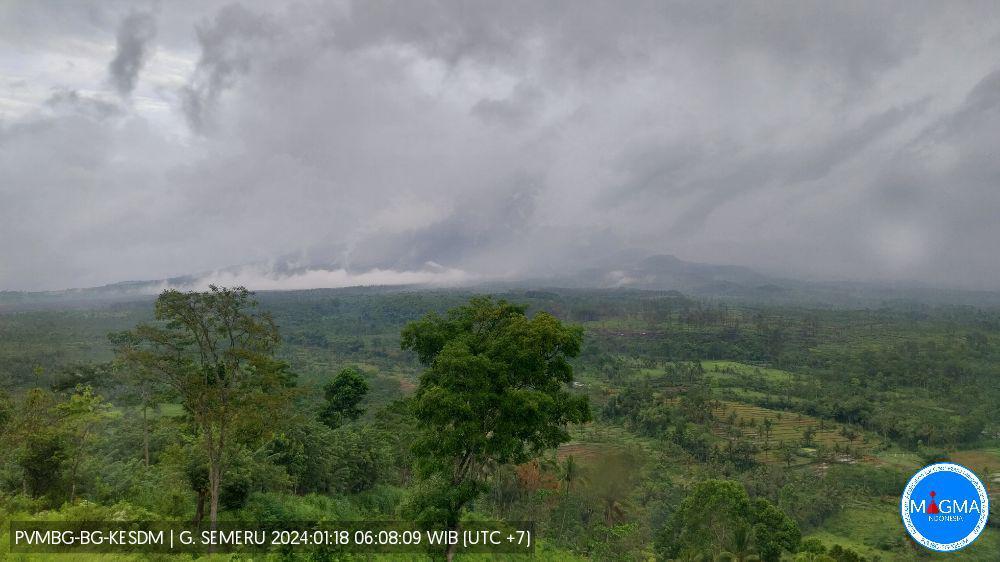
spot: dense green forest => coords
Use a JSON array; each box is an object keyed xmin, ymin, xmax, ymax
[{"xmin": 1, "ymin": 286, "xmax": 999, "ymax": 560}]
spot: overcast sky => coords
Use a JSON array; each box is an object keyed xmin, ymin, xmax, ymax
[{"xmin": 2, "ymin": 1, "xmax": 1000, "ymax": 291}]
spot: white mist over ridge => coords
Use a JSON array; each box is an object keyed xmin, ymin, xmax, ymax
[{"xmin": 167, "ymin": 264, "xmax": 476, "ymax": 292}]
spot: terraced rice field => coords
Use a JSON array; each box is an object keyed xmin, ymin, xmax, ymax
[
  {"xmin": 711, "ymin": 401, "xmax": 877, "ymax": 464},
  {"xmin": 701, "ymin": 360, "xmax": 797, "ymax": 383}
]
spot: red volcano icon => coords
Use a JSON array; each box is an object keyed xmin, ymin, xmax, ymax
[{"xmin": 927, "ymin": 491, "xmax": 940, "ymax": 514}]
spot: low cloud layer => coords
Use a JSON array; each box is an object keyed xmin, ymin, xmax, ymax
[
  {"xmin": 2, "ymin": 1, "xmax": 1000, "ymax": 291},
  {"xmin": 173, "ymin": 264, "xmax": 475, "ymax": 292}
]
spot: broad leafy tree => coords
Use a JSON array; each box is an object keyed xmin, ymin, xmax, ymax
[
  {"xmin": 115, "ymin": 286, "xmax": 296, "ymax": 529},
  {"xmin": 401, "ymin": 296, "xmax": 590, "ymax": 559},
  {"xmin": 752, "ymin": 497, "xmax": 801, "ymax": 562},
  {"xmin": 109, "ymin": 331, "xmax": 171, "ymax": 467},
  {"xmin": 656, "ymin": 479, "xmax": 799, "ymax": 561},
  {"xmin": 56, "ymin": 385, "xmax": 113, "ymax": 502},
  {"xmin": 320, "ymin": 366, "xmax": 369, "ymax": 428},
  {"xmin": 7, "ymin": 389, "xmax": 62, "ymax": 498}
]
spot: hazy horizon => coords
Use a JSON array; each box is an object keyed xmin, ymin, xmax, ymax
[{"xmin": 4, "ymin": 1, "xmax": 1000, "ymax": 292}]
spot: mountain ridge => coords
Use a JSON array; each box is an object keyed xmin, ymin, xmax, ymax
[{"xmin": 4, "ymin": 254, "xmax": 1000, "ymax": 309}]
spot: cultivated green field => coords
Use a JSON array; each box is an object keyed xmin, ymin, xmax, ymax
[{"xmin": 2, "ymin": 288, "xmax": 999, "ymax": 560}]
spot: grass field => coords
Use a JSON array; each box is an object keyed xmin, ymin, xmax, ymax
[
  {"xmin": 818, "ymin": 500, "xmax": 1000, "ymax": 561},
  {"xmin": 701, "ymin": 360, "xmax": 798, "ymax": 383}
]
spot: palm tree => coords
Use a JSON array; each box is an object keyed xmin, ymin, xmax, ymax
[
  {"xmin": 762, "ymin": 418, "xmax": 774, "ymax": 449},
  {"xmin": 588, "ymin": 450, "xmax": 636, "ymax": 526},
  {"xmin": 557, "ymin": 455, "xmax": 587, "ymax": 533},
  {"xmin": 780, "ymin": 441, "xmax": 795, "ymax": 467},
  {"xmin": 560, "ymin": 455, "xmax": 583, "ymax": 494},
  {"xmin": 718, "ymin": 524, "xmax": 758, "ymax": 562}
]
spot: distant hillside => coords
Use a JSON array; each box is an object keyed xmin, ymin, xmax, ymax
[
  {"xmin": 588, "ymin": 254, "xmax": 773, "ymax": 290},
  {"xmin": 515, "ymin": 253, "xmax": 793, "ymax": 299},
  {"xmin": 6, "ymin": 254, "xmax": 1000, "ymax": 310}
]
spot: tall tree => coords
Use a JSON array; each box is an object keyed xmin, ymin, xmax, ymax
[
  {"xmin": 56, "ymin": 385, "xmax": 113, "ymax": 502},
  {"xmin": 109, "ymin": 331, "xmax": 169, "ymax": 467},
  {"xmin": 7, "ymin": 389, "xmax": 62, "ymax": 498},
  {"xmin": 319, "ymin": 366, "xmax": 369, "ymax": 428},
  {"xmin": 559, "ymin": 454, "xmax": 582, "ymax": 494},
  {"xmin": 115, "ymin": 286, "xmax": 295, "ymax": 529},
  {"xmin": 401, "ymin": 296, "xmax": 590, "ymax": 560}
]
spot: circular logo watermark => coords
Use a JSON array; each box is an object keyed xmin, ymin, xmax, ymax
[{"xmin": 901, "ymin": 463, "xmax": 989, "ymax": 552}]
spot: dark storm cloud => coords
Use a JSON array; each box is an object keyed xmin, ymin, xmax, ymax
[
  {"xmin": 331, "ymin": 0, "xmax": 917, "ymax": 84},
  {"xmin": 180, "ymin": 3, "xmax": 275, "ymax": 131},
  {"xmin": 627, "ymin": 101, "xmax": 923, "ymax": 236},
  {"xmin": 108, "ymin": 11, "xmax": 157, "ymax": 97},
  {"xmin": 2, "ymin": 1, "xmax": 1000, "ymax": 291},
  {"xmin": 851, "ymin": 65, "xmax": 1000, "ymax": 288}
]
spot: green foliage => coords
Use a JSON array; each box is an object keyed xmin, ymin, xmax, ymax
[
  {"xmin": 320, "ymin": 366, "xmax": 369, "ymax": 428},
  {"xmin": 0, "ymin": 390, "xmax": 11, "ymax": 433},
  {"xmin": 587, "ymin": 522, "xmax": 644, "ymax": 561},
  {"xmin": 327, "ymin": 424, "xmax": 395, "ymax": 494},
  {"xmin": 656, "ymin": 480, "xmax": 751, "ymax": 558},
  {"xmin": 115, "ymin": 286, "xmax": 297, "ymax": 527},
  {"xmin": 266, "ymin": 419, "xmax": 341, "ymax": 494},
  {"xmin": 401, "ymin": 296, "xmax": 591, "ymax": 531},
  {"xmin": 236, "ymin": 491, "xmax": 359, "ymax": 523},
  {"xmin": 15, "ymin": 430, "xmax": 66, "ymax": 498},
  {"xmin": 752, "ymin": 497, "xmax": 801, "ymax": 561},
  {"xmin": 826, "ymin": 544, "xmax": 868, "ymax": 562},
  {"xmin": 56, "ymin": 385, "xmax": 114, "ymax": 500},
  {"xmin": 3, "ymin": 386, "xmax": 114, "ymax": 503},
  {"xmin": 3, "ymin": 287, "xmax": 1000, "ymax": 559},
  {"xmin": 400, "ymin": 471, "xmax": 471, "ymax": 530},
  {"xmin": 17, "ymin": 499, "xmax": 159, "ymax": 522},
  {"xmin": 656, "ymin": 480, "xmax": 799, "ymax": 562},
  {"xmin": 267, "ymin": 417, "xmax": 400, "ymax": 497}
]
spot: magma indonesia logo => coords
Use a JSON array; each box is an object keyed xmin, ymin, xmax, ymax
[{"xmin": 901, "ymin": 463, "xmax": 990, "ymax": 552}]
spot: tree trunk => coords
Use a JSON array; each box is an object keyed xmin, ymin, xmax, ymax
[
  {"xmin": 209, "ymin": 462, "xmax": 221, "ymax": 531},
  {"xmin": 194, "ymin": 489, "xmax": 206, "ymax": 526},
  {"xmin": 445, "ymin": 522, "xmax": 459, "ymax": 562},
  {"xmin": 142, "ymin": 405, "xmax": 150, "ymax": 467},
  {"xmin": 69, "ymin": 459, "xmax": 79, "ymax": 503},
  {"xmin": 203, "ymin": 422, "xmax": 224, "ymax": 533}
]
